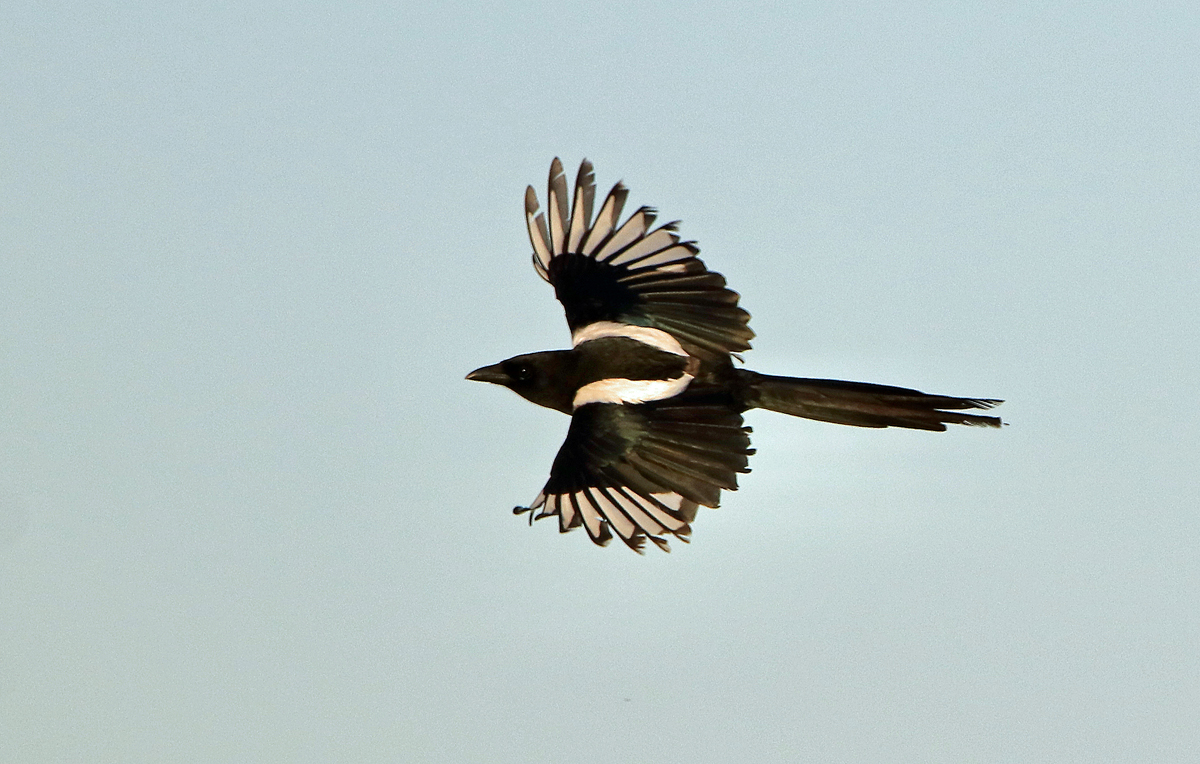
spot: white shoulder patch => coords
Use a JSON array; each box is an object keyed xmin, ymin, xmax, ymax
[{"xmin": 571, "ymin": 321, "xmax": 687, "ymax": 357}]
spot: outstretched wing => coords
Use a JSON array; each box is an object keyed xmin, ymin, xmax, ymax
[
  {"xmin": 525, "ymin": 158, "xmax": 754, "ymax": 363},
  {"xmin": 514, "ymin": 399, "xmax": 754, "ymax": 553}
]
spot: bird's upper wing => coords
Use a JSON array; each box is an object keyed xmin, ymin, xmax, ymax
[
  {"xmin": 515, "ymin": 398, "xmax": 754, "ymax": 553},
  {"xmin": 525, "ymin": 158, "xmax": 754, "ymax": 363}
]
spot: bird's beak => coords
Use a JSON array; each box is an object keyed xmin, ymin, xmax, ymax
[{"xmin": 465, "ymin": 363, "xmax": 510, "ymax": 385}]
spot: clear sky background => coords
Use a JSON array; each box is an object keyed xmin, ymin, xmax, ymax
[{"xmin": 2, "ymin": 2, "xmax": 1197, "ymax": 762}]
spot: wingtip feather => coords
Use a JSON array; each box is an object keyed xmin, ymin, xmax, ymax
[{"xmin": 548, "ymin": 158, "xmax": 569, "ymax": 255}]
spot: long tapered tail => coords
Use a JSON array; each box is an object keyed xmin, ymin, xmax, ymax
[{"xmin": 737, "ymin": 370, "xmax": 1003, "ymax": 431}]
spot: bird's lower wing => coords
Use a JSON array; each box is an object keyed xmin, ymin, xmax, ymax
[{"xmin": 515, "ymin": 402, "xmax": 754, "ymax": 553}]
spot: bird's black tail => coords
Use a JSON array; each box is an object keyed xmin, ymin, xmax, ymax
[{"xmin": 737, "ymin": 370, "xmax": 1003, "ymax": 431}]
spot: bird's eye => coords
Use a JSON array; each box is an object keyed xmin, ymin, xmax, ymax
[{"xmin": 512, "ymin": 363, "xmax": 533, "ymax": 382}]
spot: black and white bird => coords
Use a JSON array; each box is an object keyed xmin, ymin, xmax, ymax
[{"xmin": 467, "ymin": 158, "xmax": 1002, "ymax": 553}]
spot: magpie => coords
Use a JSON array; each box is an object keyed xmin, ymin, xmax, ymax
[{"xmin": 468, "ymin": 158, "xmax": 1002, "ymax": 553}]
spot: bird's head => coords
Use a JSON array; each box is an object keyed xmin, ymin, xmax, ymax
[{"xmin": 466, "ymin": 350, "xmax": 577, "ymax": 414}]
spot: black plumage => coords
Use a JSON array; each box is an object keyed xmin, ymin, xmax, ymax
[{"xmin": 468, "ymin": 158, "xmax": 1002, "ymax": 553}]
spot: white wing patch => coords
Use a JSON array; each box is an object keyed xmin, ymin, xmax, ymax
[
  {"xmin": 525, "ymin": 186, "xmax": 552, "ymax": 282},
  {"xmin": 547, "ymin": 158, "xmax": 569, "ymax": 257},
  {"xmin": 567, "ymin": 161, "xmax": 595, "ymax": 253},
  {"xmin": 580, "ymin": 182, "xmax": 628, "ymax": 256},
  {"xmin": 524, "ymin": 488, "xmax": 697, "ymax": 553},
  {"xmin": 606, "ymin": 226, "xmax": 678, "ymax": 266},
  {"xmin": 594, "ymin": 207, "xmax": 654, "ymax": 261}
]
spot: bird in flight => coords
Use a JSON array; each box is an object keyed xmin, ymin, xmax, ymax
[{"xmin": 467, "ymin": 158, "xmax": 1002, "ymax": 553}]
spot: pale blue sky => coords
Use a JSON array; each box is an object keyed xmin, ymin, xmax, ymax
[{"xmin": 2, "ymin": 1, "xmax": 1198, "ymax": 762}]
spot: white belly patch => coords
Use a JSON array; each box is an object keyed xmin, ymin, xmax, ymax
[{"xmin": 572, "ymin": 374, "xmax": 695, "ymax": 408}]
